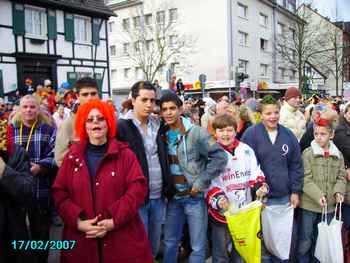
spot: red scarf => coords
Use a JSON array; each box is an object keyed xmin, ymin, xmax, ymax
[{"xmin": 221, "ymin": 138, "xmax": 240, "ymax": 156}]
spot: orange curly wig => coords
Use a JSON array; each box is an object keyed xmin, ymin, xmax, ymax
[{"xmin": 75, "ymin": 100, "xmax": 117, "ymax": 141}]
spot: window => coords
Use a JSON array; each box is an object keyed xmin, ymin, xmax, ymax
[
  {"xmin": 238, "ymin": 59, "xmax": 248, "ymax": 73},
  {"xmin": 123, "ymin": 43, "xmax": 130, "ymax": 55},
  {"xmin": 124, "ymin": 68, "xmax": 131, "ymax": 79},
  {"xmin": 289, "ymin": 28, "xmax": 296, "ymax": 39},
  {"xmin": 146, "ymin": 39, "xmax": 154, "ymax": 51},
  {"xmin": 290, "ymin": 49, "xmax": 296, "ymax": 61},
  {"xmin": 122, "ymin": 18, "xmax": 130, "ymax": 31},
  {"xmin": 238, "ymin": 31, "xmax": 248, "ymax": 46},
  {"xmin": 134, "ymin": 41, "xmax": 141, "ymax": 52},
  {"xmin": 110, "ymin": 45, "xmax": 116, "ymax": 56},
  {"xmin": 260, "ymin": 64, "xmax": 268, "ymax": 77},
  {"xmin": 169, "ymin": 35, "xmax": 176, "ymax": 47},
  {"xmin": 170, "ymin": 62, "xmax": 179, "ymax": 73},
  {"xmin": 169, "ymin": 8, "xmax": 178, "ymax": 23},
  {"xmin": 108, "ymin": 21, "xmax": 115, "ymax": 32},
  {"xmin": 145, "ymin": 14, "xmax": 152, "ymax": 26},
  {"xmin": 277, "ymin": 22, "xmax": 285, "ymax": 35},
  {"xmin": 77, "ymin": 72, "xmax": 93, "ymax": 79},
  {"xmin": 290, "ymin": 70, "xmax": 296, "ymax": 80},
  {"xmin": 260, "ymin": 38, "xmax": 268, "ymax": 51},
  {"xmin": 74, "ymin": 16, "xmax": 91, "ymax": 43},
  {"xmin": 25, "ymin": 7, "xmax": 47, "ymax": 38},
  {"xmin": 277, "ymin": 0, "xmax": 286, "ymax": 7},
  {"xmin": 133, "ymin": 16, "xmax": 141, "ymax": 28},
  {"xmin": 158, "ymin": 65, "xmax": 164, "ymax": 74},
  {"xmin": 135, "ymin": 67, "xmax": 143, "ymax": 79},
  {"xmin": 288, "ymin": 0, "xmax": 296, "ymax": 12},
  {"xmin": 156, "ymin": 11, "xmax": 165, "ymax": 25},
  {"xmin": 278, "ymin": 67, "xmax": 286, "ymax": 80},
  {"xmin": 111, "ymin": 69, "xmax": 117, "ymax": 80},
  {"xmin": 238, "ymin": 3, "xmax": 248, "ymax": 19},
  {"xmin": 260, "ymin": 13, "xmax": 268, "ymax": 27}
]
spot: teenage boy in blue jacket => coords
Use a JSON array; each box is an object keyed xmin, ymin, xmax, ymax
[
  {"xmin": 159, "ymin": 92, "xmax": 227, "ymax": 263},
  {"xmin": 241, "ymin": 95, "xmax": 303, "ymax": 262}
]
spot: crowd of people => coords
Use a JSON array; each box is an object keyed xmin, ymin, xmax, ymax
[{"xmin": 0, "ymin": 77, "xmax": 349, "ymax": 263}]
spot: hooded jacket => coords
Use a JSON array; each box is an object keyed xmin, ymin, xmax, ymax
[
  {"xmin": 167, "ymin": 117, "xmax": 227, "ymax": 192},
  {"xmin": 300, "ymin": 140, "xmax": 346, "ymax": 213},
  {"xmin": 52, "ymin": 139, "xmax": 152, "ymax": 263}
]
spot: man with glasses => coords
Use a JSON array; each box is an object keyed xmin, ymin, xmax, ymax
[
  {"xmin": 54, "ymin": 77, "xmax": 99, "ymax": 166},
  {"xmin": 117, "ymin": 81, "xmax": 171, "ymax": 261}
]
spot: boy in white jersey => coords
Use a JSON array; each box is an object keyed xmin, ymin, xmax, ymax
[{"xmin": 206, "ymin": 113, "xmax": 268, "ymax": 263}]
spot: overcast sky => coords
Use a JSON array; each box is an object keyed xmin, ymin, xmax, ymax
[{"xmin": 300, "ymin": 0, "xmax": 350, "ymax": 21}]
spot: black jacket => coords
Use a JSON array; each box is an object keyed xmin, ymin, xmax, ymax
[
  {"xmin": 117, "ymin": 119, "xmax": 173, "ymax": 199},
  {"xmin": 300, "ymin": 123, "xmax": 314, "ymax": 153},
  {"xmin": 0, "ymin": 144, "xmax": 33, "ymax": 263},
  {"xmin": 334, "ymin": 119, "xmax": 350, "ymax": 168}
]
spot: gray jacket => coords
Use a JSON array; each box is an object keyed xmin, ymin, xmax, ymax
[{"xmin": 174, "ymin": 118, "xmax": 227, "ymax": 191}]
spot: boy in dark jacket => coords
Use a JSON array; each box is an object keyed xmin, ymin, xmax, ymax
[{"xmin": 241, "ymin": 95, "xmax": 303, "ymax": 262}]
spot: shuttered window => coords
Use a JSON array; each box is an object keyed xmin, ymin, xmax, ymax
[
  {"xmin": 25, "ymin": 6, "xmax": 47, "ymax": 39},
  {"xmin": 64, "ymin": 13, "xmax": 74, "ymax": 41},
  {"xmin": 13, "ymin": 3, "xmax": 25, "ymax": 35},
  {"xmin": 92, "ymin": 18, "xmax": 100, "ymax": 45},
  {"xmin": 74, "ymin": 15, "xmax": 91, "ymax": 44},
  {"xmin": 47, "ymin": 10, "xmax": 57, "ymax": 39}
]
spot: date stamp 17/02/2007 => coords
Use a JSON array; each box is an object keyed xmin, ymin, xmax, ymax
[{"xmin": 11, "ymin": 240, "xmax": 77, "ymax": 250}]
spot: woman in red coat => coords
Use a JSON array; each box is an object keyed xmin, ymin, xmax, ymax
[{"xmin": 52, "ymin": 100, "xmax": 152, "ymax": 263}]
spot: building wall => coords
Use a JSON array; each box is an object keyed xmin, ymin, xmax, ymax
[
  {"xmin": 107, "ymin": 0, "xmax": 299, "ymax": 95},
  {"xmin": 108, "ymin": 0, "xmax": 228, "ymax": 93}
]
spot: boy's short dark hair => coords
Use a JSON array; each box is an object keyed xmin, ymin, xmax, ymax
[
  {"xmin": 212, "ymin": 113, "xmax": 237, "ymax": 131},
  {"xmin": 131, "ymin": 81, "xmax": 156, "ymax": 99},
  {"xmin": 159, "ymin": 91, "xmax": 183, "ymax": 108},
  {"xmin": 75, "ymin": 77, "xmax": 99, "ymax": 93},
  {"xmin": 257, "ymin": 95, "xmax": 280, "ymax": 113}
]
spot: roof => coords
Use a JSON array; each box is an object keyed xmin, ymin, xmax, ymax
[{"xmin": 13, "ymin": 0, "xmax": 115, "ymax": 18}]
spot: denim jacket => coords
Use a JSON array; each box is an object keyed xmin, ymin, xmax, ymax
[{"xmin": 173, "ymin": 118, "xmax": 227, "ymax": 191}]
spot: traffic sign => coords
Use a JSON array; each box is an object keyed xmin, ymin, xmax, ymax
[{"xmin": 199, "ymin": 73, "xmax": 207, "ymax": 83}]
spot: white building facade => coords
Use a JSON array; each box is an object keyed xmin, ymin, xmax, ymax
[
  {"xmin": 107, "ymin": 0, "xmax": 298, "ymax": 99},
  {"xmin": 0, "ymin": 0, "xmax": 114, "ymax": 98}
]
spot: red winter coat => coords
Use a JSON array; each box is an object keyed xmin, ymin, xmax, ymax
[{"xmin": 52, "ymin": 139, "xmax": 152, "ymax": 263}]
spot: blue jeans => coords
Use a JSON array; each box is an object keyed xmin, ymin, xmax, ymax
[
  {"xmin": 262, "ymin": 196, "xmax": 293, "ymax": 263},
  {"xmin": 162, "ymin": 197, "xmax": 208, "ymax": 263},
  {"xmin": 211, "ymin": 222, "xmax": 244, "ymax": 263},
  {"xmin": 139, "ymin": 198, "xmax": 166, "ymax": 258},
  {"xmin": 297, "ymin": 208, "xmax": 333, "ymax": 263}
]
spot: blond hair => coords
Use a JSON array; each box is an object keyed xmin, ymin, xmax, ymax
[
  {"xmin": 12, "ymin": 95, "xmax": 54, "ymax": 126},
  {"xmin": 239, "ymin": 104, "xmax": 256, "ymax": 124}
]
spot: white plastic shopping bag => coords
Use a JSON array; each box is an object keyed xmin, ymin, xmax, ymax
[
  {"xmin": 261, "ymin": 203, "xmax": 294, "ymax": 260},
  {"xmin": 328, "ymin": 203, "xmax": 344, "ymax": 263},
  {"xmin": 314, "ymin": 205, "xmax": 332, "ymax": 263}
]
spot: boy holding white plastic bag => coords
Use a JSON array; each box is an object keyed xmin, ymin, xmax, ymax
[
  {"xmin": 297, "ymin": 118, "xmax": 346, "ymax": 262},
  {"xmin": 206, "ymin": 114, "xmax": 268, "ymax": 263}
]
